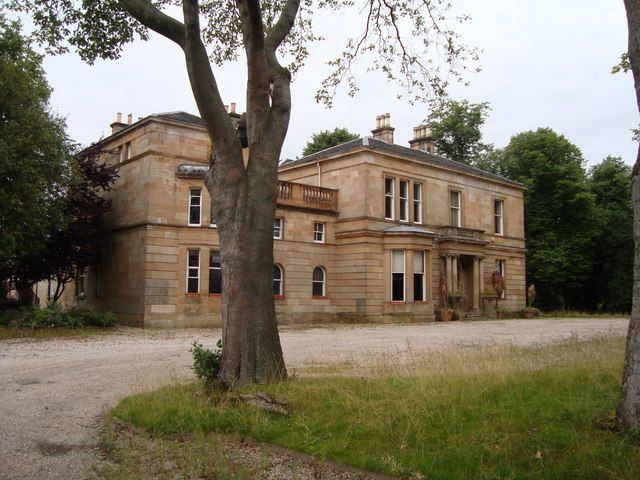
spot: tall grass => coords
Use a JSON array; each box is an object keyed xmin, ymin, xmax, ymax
[{"xmin": 113, "ymin": 337, "xmax": 639, "ymax": 479}]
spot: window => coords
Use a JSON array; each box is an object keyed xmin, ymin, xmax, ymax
[
  {"xmin": 189, "ymin": 188, "xmax": 202, "ymax": 226},
  {"xmin": 274, "ymin": 264, "xmax": 284, "ymax": 296},
  {"xmin": 209, "ymin": 250, "xmax": 221, "ymax": 295},
  {"xmin": 187, "ymin": 249, "xmax": 200, "ymax": 293},
  {"xmin": 495, "ymin": 259, "xmax": 506, "ymax": 298},
  {"xmin": 399, "ymin": 180, "xmax": 409, "ymax": 221},
  {"xmin": 314, "ymin": 222, "xmax": 325, "ymax": 243},
  {"xmin": 274, "ymin": 218, "xmax": 283, "ymax": 239},
  {"xmin": 47, "ymin": 277, "xmax": 54, "ymax": 300},
  {"xmin": 391, "ymin": 250, "xmax": 405, "ymax": 302},
  {"xmin": 94, "ymin": 266, "xmax": 101, "ymax": 297},
  {"xmin": 210, "ymin": 201, "xmax": 217, "ymax": 227},
  {"xmin": 384, "ymin": 177, "xmax": 395, "ymax": 219},
  {"xmin": 413, "ymin": 251, "xmax": 426, "ymax": 302},
  {"xmin": 413, "ymin": 183, "xmax": 423, "ymax": 224},
  {"xmin": 119, "ymin": 142, "xmax": 131, "ymax": 163},
  {"xmin": 450, "ymin": 190, "xmax": 461, "ymax": 227},
  {"xmin": 494, "ymin": 199, "xmax": 504, "ymax": 235},
  {"xmin": 76, "ymin": 268, "xmax": 86, "ymax": 297},
  {"xmin": 312, "ymin": 266, "xmax": 326, "ymax": 297}
]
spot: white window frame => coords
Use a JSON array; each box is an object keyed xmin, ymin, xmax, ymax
[
  {"xmin": 47, "ymin": 276, "xmax": 54, "ymax": 300},
  {"xmin": 399, "ymin": 179, "xmax": 409, "ymax": 222},
  {"xmin": 209, "ymin": 250, "xmax": 221, "ymax": 295},
  {"xmin": 188, "ymin": 188, "xmax": 202, "ymax": 226},
  {"xmin": 313, "ymin": 222, "xmax": 325, "ymax": 243},
  {"xmin": 274, "ymin": 217, "xmax": 283, "ymax": 240},
  {"xmin": 76, "ymin": 268, "xmax": 85, "ymax": 298},
  {"xmin": 391, "ymin": 250, "xmax": 405, "ymax": 302},
  {"xmin": 413, "ymin": 183, "xmax": 423, "ymax": 224},
  {"xmin": 494, "ymin": 199, "xmax": 504, "ymax": 236},
  {"xmin": 384, "ymin": 176, "xmax": 395, "ymax": 220},
  {"xmin": 450, "ymin": 190, "xmax": 461, "ymax": 227},
  {"xmin": 186, "ymin": 249, "xmax": 200, "ymax": 294},
  {"xmin": 274, "ymin": 264, "xmax": 284, "ymax": 296},
  {"xmin": 312, "ymin": 266, "xmax": 326, "ymax": 297},
  {"xmin": 413, "ymin": 251, "xmax": 426, "ymax": 302}
]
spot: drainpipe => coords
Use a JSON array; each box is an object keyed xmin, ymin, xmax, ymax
[{"xmin": 317, "ymin": 161, "xmax": 321, "ymax": 187}]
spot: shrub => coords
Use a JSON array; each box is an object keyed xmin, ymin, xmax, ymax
[
  {"xmin": 191, "ymin": 339, "xmax": 223, "ymax": 383},
  {"xmin": 65, "ymin": 305, "xmax": 117, "ymax": 327},
  {"xmin": 23, "ymin": 307, "xmax": 62, "ymax": 328},
  {"xmin": 61, "ymin": 315, "xmax": 84, "ymax": 329}
]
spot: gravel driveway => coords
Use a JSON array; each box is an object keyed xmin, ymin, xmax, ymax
[{"xmin": 0, "ymin": 317, "xmax": 629, "ymax": 480}]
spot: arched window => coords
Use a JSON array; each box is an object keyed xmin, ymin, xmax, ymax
[
  {"xmin": 312, "ymin": 266, "xmax": 326, "ymax": 297},
  {"xmin": 274, "ymin": 264, "xmax": 284, "ymax": 296}
]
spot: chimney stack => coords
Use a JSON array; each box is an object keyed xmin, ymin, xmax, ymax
[
  {"xmin": 409, "ymin": 121, "xmax": 435, "ymax": 154},
  {"xmin": 127, "ymin": 113, "xmax": 133, "ymax": 125},
  {"xmin": 371, "ymin": 113, "xmax": 395, "ymax": 144},
  {"xmin": 110, "ymin": 111, "xmax": 127, "ymax": 134}
]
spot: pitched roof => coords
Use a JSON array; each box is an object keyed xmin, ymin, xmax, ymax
[
  {"xmin": 152, "ymin": 111, "xmax": 205, "ymax": 126},
  {"xmin": 280, "ymin": 137, "xmax": 524, "ymax": 189}
]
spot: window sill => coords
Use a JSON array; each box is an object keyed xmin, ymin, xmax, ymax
[
  {"xmin": 391, "ymin": 301, "xmax": 406, "ymax": 304},
  {"xmin": 208, "ymin": 293, "xmax": 222, "ymax": 298},
  {"xmin": 312, "ymin": 295, "xmax": 327, "ymax": 300},
  {"xmin": 414, "ymin": 301, "xmax": 428, "ymax": 304},
  {"xmin": 274, "ymin": 295, "xmax": 285, "ymax": 300},
  {"xmin": 185, "ymin": 292, "xmax": 200, "ymax": 297},
  {"xmin": 313, "ymin": 241, "xmax": 325, "ymax": 244}
]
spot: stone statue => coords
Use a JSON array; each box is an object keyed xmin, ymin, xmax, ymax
[
  {"xmin": 492, "ymin": 270, "xmax": 505, "ymax": 307},
  {"xmin": 527, "ymin": 284, "xmax": 537, "ymax": 307},
  {"xmin": 439, "ymin": 274, "xmax": 448, "ymax": 308}
]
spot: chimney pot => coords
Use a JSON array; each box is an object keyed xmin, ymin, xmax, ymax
[
  {"xmin": 127, "ymin": 113, "xmax": 132, "ymax": 125},
  {"xmin": 230, "ymin": 102, "xmax": 236, "ymax": 114},
  {"xmin": 116, "ymin": 112, "xmax": 122, "ymax": 123}
]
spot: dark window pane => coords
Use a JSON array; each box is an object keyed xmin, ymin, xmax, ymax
[
  {"xmin": 414, "ymin": 273, "xmax": 424, "ymax": 301},
  {"xmin": 187, "ymin": 277, "xmax": 199, "ymax": 293},
  {"xmin": 274, "ymin": 265, "xmax": 282, "ymax": 280},
  {"xmin": 313, "ymin": 267, "xmax": 324, "ymax": 282},
  {"xmin": 313, "ymin": 281, "xmax": 323, "ymax": 296},
  {"xmin": 209, "ymin": 269, "xmax": 221, "ymax": 294},
  {"xmin": 400, "ymin": 200, "xmax": 407, "ymax": 220},
  {"xmin": 385, "ymin": 196, "xmax": 393, "ymax": 218},
  {"xmin": 392, "ymin": 273, "xmax": 404, "ymax": 301},
  {"xmin": 209, "ymin": 251, "xmax": 220, "ymax": 268},
  {"xmin": 274, "ymin": 280, "xmax": 281, "ymax": 295}
]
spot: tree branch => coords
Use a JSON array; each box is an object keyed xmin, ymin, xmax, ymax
[
  {"xmin": 117, "ymin": 0, "xmax": 186, "ymax": 48},
  {"xmin": 182, "ymin": 0, "xmax": 242, "ymax": 166},
  {"xmin": 265, "ymin": 0, "xmax": 300, "ymax": 51}
]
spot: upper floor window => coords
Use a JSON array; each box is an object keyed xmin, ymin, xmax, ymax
[
  {"xmin": 189, "ymin": 188, "xmax": 202, "ymax": 226},
  {"xmin": 413, "ymin": 183, "xmax": 423, "ymax": 224},
  {"xmin": 274, "ymin": 264, "xmax": 284, "ymax": 296},
  {"xmin": 119, "ymin": 142, "xmax": 131, "ymax": 163},
  {"xmin": 413, "ymin": 251, "xmax": 426, "ymax": 302},
  {"xmin": 449, "ymin": 190, "xmax": 461, "ymax": 227},
  {"xmin": 312, "ymin": 266, "xmax": 326, "ymax": 297},
  {"xmin": 314, "ymin": 222, "xmax": 325, "ymax": 243},
  {"xmin": 384, "ymin": 177, "xmax": 395, "ymax": 220},
  {"xmin": 209, "ymin": 250, "xmax": 222, "ymax": 295},
  {"xmin": 274, "ymin": 218, "xmax": 283, "ymax": 240},
  {"xmin": 187, "ymin": 249, "xmax": 200, "ymax": 293},
  {"xmin": 494, "ymin": 199, "xmax": 504, "ymax": 236},
  {"xmin": 399, "ymin": 180, "xmax": 409, "ymax": 222},
  {"xmin": 391, "ymin": 250, "xmax": 405, "ymax": 302}
]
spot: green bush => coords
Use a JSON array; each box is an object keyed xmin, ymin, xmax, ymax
[
  {"xmin": 65, "ymin": 305, "xmax": 117, "ymax": 327},
  {"xmin": 23, "ymin": 307, "xmax": 62, "ymax": 328},
  {"xmin": 191, "ymin": 339, "xmax": 223, "ymax": 383},
  {"xmin": 61, "ymin": 315, "xmax": 84, "ymax": 329},
  {"xmin": 0, "ymin": 305, "xmax": 117, "ymax": 329}
]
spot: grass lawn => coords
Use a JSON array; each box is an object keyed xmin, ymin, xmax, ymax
[
  {"xmin": 111, "ymin": 336, "xmax": 639, "ymax": 479},
  {"xmin": 0, "ymin": 325, "xmax": 115, "ymax": 341}
]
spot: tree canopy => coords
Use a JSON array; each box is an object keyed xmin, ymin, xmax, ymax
[
  {"xmin": 0, "ymin": 16, "xmax": 73, "ymax": 286},
  {"xmin": 427, "ymin": 99, "xmax": 492, "ymax": 166},
  {"xmin": 501, "ymin": 128, "xmax": 600, "ymax": 310},
  {"xmin": 302, "ymin": 127, "xmax": 359, "ymax": 156}
]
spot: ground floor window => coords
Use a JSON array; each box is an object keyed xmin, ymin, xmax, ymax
[
  {"xmin": 413, "ymin": 251, "xmax": 426, "ymax": 301},
  {"xmin": 312, "ymin": 266, "xmax": 326, "ymax": 297},
  {"xmin": 274, "ymin": 264, "xmax": 283, "ymax": 296},
  {"xmin": 209, "ymin": 250, "xmax": 221, "ymax": 294},
  {"xmin": 187, "ymin": 249, "xmax": 200, "ymax": 293},
  {"xmin": 76, "ymin": 268, "xmax": 86, "ymax": 297},
  {"xmin": 391, "ymin": 250, "xmax": 405, "ymax": 302},
  {"xmin": 495, "ymin": 259, "xmax": 506, "ymax": 298}
]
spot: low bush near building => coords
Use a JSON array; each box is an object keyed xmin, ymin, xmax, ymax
[{"xmin": 191, "ymin": 339, "xmax": 223, "ymax": 384}]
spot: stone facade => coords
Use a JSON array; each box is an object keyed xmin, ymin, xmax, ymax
[{"xmin": 55, "ymin": 111, "xmax": 526, "ymax": 327}]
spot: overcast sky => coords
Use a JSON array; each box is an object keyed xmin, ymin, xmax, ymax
[{"xmin": 35, "ymin": 0, "xmax": 637, "ymax": 167}]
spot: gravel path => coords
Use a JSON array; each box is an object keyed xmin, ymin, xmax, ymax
[{"xmin": 0, "ymin": 317, "xmax": 629, "ymax": 480}]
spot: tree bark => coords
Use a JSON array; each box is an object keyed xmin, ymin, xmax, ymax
[{"xmin": 618, "ymin": 0, "xmax": 640, "ymax": 429}]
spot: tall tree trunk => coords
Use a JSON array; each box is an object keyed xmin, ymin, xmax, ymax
[
  {"xmin": 207, "ymin": 148, "xmax": 287, "ymax": 385},
  {"xmin": 618, "ymin": 0, "xmax": 640, "ymax": 429}
]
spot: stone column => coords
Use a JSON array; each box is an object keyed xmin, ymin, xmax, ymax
[
  {"xmin": 472, "ymin": 256, "xmax": 480, "ymax": 311},
  {"xmin": 452, "ymin": 255, "xmax": 459, "ymax": 293},
  {"xmin": 478, "ymin": 257, "xmax": 485, "ymax": 308},
  {"xmin": 445, "ymin": 255, "xmax": 453, "ymax": 294}
]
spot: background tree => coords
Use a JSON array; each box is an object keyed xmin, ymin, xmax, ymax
[
  {"xmin": 10, "ymin": 0, "xmax": 478, "ymax": 385},
  {"xmin": 302, "ymin": 127, "xmax": 359, "ymax": 156},
  {"xmin": 618, "ymin": 0, "xmax": 640, "ymax": 430},
  {"xmin": 500, "ymin": 128, "xmax": 600, "ymax": 311},
  {"xmin": 585, "ymin": 156, "xmax": 633, "ymax": 313},
  {"xmin": 427, "ymin": 99, "xmax": 492, "ymax": 166},
  {"xmin": 0, "ymin": 16, "xmax": 72, "ymax": 294}
]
